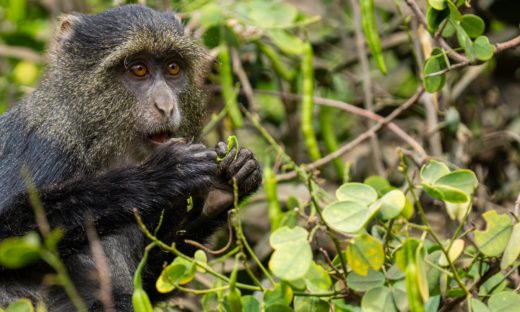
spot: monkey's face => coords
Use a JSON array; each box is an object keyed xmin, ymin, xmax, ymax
[{"xmin": 120, "ymin": 53, "xmax": 188, "ymax": 148}]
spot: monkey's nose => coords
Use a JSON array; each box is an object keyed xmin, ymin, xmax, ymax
[{"xmin": 154, "ymin": 98, "xmax": 174, "ymax": 118}]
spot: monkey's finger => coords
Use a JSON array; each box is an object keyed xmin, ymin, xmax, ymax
[
  {"xmin": 219, "ymin": 147, "xmax": 237, "ymax": 169},
  {"xmin": 227, "ymin": 149, "xmax": 253, "ymax": 175},
  {"xmin": 238, "ymin": 168, "xmax": 261, "ymax": 194},
  {"xmin": 233, "ymin": 159, "xmax": 257, "ymax": 182},
  {"xmin": 216, "ymin": 141, "xmax": 227, "ymax": 157}
]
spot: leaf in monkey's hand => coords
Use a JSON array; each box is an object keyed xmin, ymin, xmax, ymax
[{"xmin": 217, "ymin": 135, "xmax": 239, "ymax": 162}]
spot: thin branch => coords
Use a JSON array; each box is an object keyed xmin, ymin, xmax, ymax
[
  {"xmin": 184, "ymin": 211, "xmax": 234, "ymax": 255},
  {"xmin": 231, "ymin": 48, "xmax": 258, "ymax": 113},
  {"xmin": 424, "ymin": 34, "xmax": 520, "ymax": 78},
  {"xmin": 403, "ymin": 0, "xmax": 468, "ymax": 63},
  {"xmin": 496, "ymin": 34, "xmax": 520, "ymax": 53},
  {"xmin": 256, "ymin": 89, "xmax": 426, "ymax": 156},
  {"xmin": 0, "ymin": 44, "xmax": 44, "ymax": 63},
  {"xmin": 277, "ymin": 87, "xmax": 425, "ymax": 181},
  {"xmin": 349, "ymin": 0, "xmax": 385, "ymax": 175}
]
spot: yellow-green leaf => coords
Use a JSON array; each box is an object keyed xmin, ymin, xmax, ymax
[
  {"xmin": 474, "ymin": 211, "xmax": 513, "ymax": 257},
  {"xmin": 347, "ymin": 233, "xmax": 384, "ymax": 275},
  {"xmin": 500, "ymin": 223, "xmax": 520, "ymax": 269}
]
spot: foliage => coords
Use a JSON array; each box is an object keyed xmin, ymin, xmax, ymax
[{"xmin": 1, "ymin": 0, "xmax": 520, "ymax": 311}]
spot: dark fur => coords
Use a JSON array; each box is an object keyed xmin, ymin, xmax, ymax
[{"xmin": 0, "ymin": 5, "xmax": 261, "ymax": 311}]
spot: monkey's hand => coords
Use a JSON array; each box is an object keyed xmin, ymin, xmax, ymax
[
  {"xmin": 141, "ymin": 141, "xmax": 218, "ymax": 207},
  {"xmin": 201, "ymin": 142, "xmax": 262, "ymax": 218}
]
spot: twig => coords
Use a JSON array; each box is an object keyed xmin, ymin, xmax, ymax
[
  {"xmin": 184, "ymin": 211, "xmax": 234, "ymax": 255},
  {"xmin": 0, "ymin": 44, "xmax": 44, "ymax": 63},
  {"xmin": 132, "ymin": 209, "xmax": 261, "ymax": 291},
  {"xmin": 349, "ymin": 0, "xmax": 385, "ymax": 175},
  {"xmin": 231, "ymin": 48, "xmax": 258, "ymax": 113},
  {"xmin": 403, "ymin": 0, "xmax": 468, "ymax": 63},
  {"xmin": 496, "ymin": 34, "xmax": 520, "ymax": 53},
  {"xmin": 333, "ymin": 32, "xmax": 409, "ymax": 72},
  {"xmin": 277, "ymin": 87, "xmax": 425, "ymax": 181},
  {"xmin": 256, "ymin": 89, "xmax": 427, "ymax": 156},
  {"xmin": 423, "ymin": 34, "xmax": 520, "ymax": 78},
  {"xmin": 85, "ymin": 218, "xmax": 114, "ymax": 312}
]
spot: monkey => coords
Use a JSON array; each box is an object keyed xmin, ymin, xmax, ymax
[{"xmin": 0, "ymin": 5, "xmax": 261, "ymax": 311}]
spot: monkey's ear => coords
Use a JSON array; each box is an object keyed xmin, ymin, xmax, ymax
[{"xmin": 55, "ymin": 14, "xmax": 81, "ymax": 44}]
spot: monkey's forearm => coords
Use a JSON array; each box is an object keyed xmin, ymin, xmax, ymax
[{"xmin": 0, "ymin": 167, "xmax": 183, "ymax": 248}]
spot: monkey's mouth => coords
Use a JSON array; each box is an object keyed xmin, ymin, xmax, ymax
[{"xmin": 148, "ymin": 131, "xmax": 174, "ymax": 145}]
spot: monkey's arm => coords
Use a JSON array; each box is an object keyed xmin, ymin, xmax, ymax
[{"xmin": 0, "ymin": 143, "xmax": 217, "ymax": 254}]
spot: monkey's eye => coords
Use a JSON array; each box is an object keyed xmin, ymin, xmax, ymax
[
  {"xmin": 129, "ymin": 63, "xmax": 148, "ymax": 77},
  {"xmin": 166, "ymin": 62, "xmax": 181, "ymax": 76}
]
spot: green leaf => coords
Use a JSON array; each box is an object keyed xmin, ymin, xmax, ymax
[
  {"xmin": 455, "ymin": 23, "xmax": 475, "ymax": 60},
  {"xmin": 336, "ymin": 183, "xmax": 378, "ymax": 205},
  {"xmin": 395, "ymin": 238, "xmax": 419, "ymax": 271},
  {"xmin": 479, "ymin": 273, "xmax": 507, "ymax": 296},
  {"xmin": 500, "ymin": 223, "xmax": 520, "ymax": 269},
  {"xmin": 268, "ymin": 30, "xmax": 305, "ymax": 55},
  {"xmin": 378, "ymin": 190, "xmax": 406, "ymax": 220},
  {"xmin": 422, "ymin": 182, "xmax": 469, "ymax": 203},
  {"xmin": 447, "ymin": 1, "xmax": 462, "ymax": 21},
  {"xmin": 346, "ymin": 233, "xmax": 384, "ymax": 275},
  {"xmin": 293, "ymin": 297, "xmax": 329, "ymax": 312},
  {"xmin": 269, "ymin": 240, "xmax": 312, "ymax": 281},
  {"xmin": 347, "ymin": 269, "xmax": 385, "ymax": 292},
  {"xmin": 6, "ymin": 299, "xmax": 34, "ymax": 312},
  {"xmin": 435, "ymin": 170, "xmax": 478, "ymax": 195},
  {"xmin": 198, "ymin": 3, "xmax": 222, "ymax": 29},
  {"xmin": 264, "ymin": 283, "xmax": 293, "ymax": 306},
  {"xmin": 361, "ymin": 287, "xmax": 397, "ymax": 312},
  {"xmin": 438, "ymin": 239, "xmax": 465, "ymax": 266},
  {"xmin": 423, "ymin": 54, "xmax": 447, "ymax": 93},
  {"xmin": 425, "ymin": 295, "xmax": 441, "ymax": 312},
  {"xmin": 391, "ymin": 281, "xmax": 409, "ymax": 311},
  {"xmin": 304, "ymin": 262, "xmax": 332, "ymax": 293},
  {"xmin": 474, "ymin": 36, "xmax": 496, "ymax": 61},
  {"xmin": 270, "ymin": 226, "xmax": 308, "ymax": 249},
  {"xmin": 386, "ymin": 264, "xmax": 405, "ymax": 281},
  {"xmin": 241, "ymin": 295, "xmax": 260, "ymax": 312},
  {"xmin": 426, "ymin": 7, "xmax": 449, "ymax": 34},
  {"xmin": 488, "ymin": 292, "xmax": 520, "ymax": 312},
  {"xmin": 420, "ymin": 160, "xmax": 451, "ymax": 184},
  {"xmin": 246, "ymin": 1, "xmax": 298, "ymax": 28},
  {"xmin": 155, "ymin": 257, "xmax": 195, "ymax": 293},
  {"xmin": 0, "ymin": 232, "xmax": 41, "ymax": 269},
  {"xmin": 194, "ymin": 250, "xmax": 207, "ymax": 273},
  {"xmin": 442, "ymin": 21, "xmax": 456, "ymax": 37},
  {"xmin": 364, "ymin": 175, "xmax": 393, "ymax": 195},
  {"xmin": 461, "ymin": 14, "xmax": 485, "ymax": 38},
  {"xmin": 322, "ymin": 200, "xmax": 368, "ymax": 234},
  {"xmin": 470, "ymin": 298, "xmax": 491, "ymax": 312},
  {"xmin": 474, "ymin": 211, "xmax": 513, "ymax": 257},
  {"xmin": 445, "ymin": 200, "xmax": 471, "ymax": 221},
  {"xmin": 428, "ymin": 0, "xmax": 447, "ymax": 10},
  {"xmin": 265, "ymin": 304, "xmax": 294, "ymax": 312}
]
